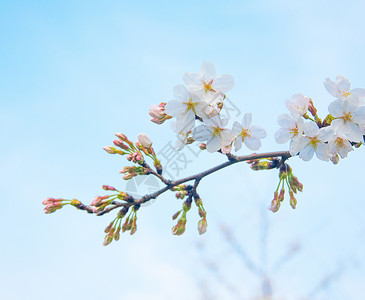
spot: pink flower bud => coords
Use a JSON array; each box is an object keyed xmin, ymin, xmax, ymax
[
  {"xmin": 149, "ymin": 103, "xmax": 171, "ymax": 124},
  {"xmin": 103, "ymin": 146, "xmax": 117, "ymax": 154},
  {"xmin": 113, "ymin": 140, "xmax": 129, "ymax": 150},
  {"xmin": 199, "ymin": 143, "xmax": 207, "ymax": 150},
  {"xmin": 102, "ymin": 185, "xmax": 117, "ymax": 191},
  {"xmin": 126, "ymin": 154, "xmax": 132, "ymax": 161}
]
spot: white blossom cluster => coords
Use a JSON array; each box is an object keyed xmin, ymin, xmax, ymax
[
  {"xmin": 149, "ymin": 62, "xmax": 267, "ymax": 153},
  {"xmin": 275, "ymin": 75, "xmax": 365, "ymax": 162}
]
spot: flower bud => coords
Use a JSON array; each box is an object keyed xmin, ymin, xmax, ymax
[
  {"xmin": 198, "ymin": 219, "xmax": 207, "ymax": 235},
  {"xmin": 70, "ymin": 199, "xmax": 81, "ymax": 207},
  {"xmin": 138, "ymin": 133, "xmax": 152, "ymax": 148},
  {"xmin": 103, "ymin": 234, "xmax": 113, "ymax": 246},
  {"xmin": 149, "ymin": 103, "xmax": 171, "ymax": 124},
  {"xmin": 308, "ymin": 98, "xmax": 317, "ymax": 117},
  {"xmin": 154, "ymin": 159, "xmax": 163, "ymax": 175},
  {"xmin": 113, "ymin": 139, "xmax": 129, "ymax": 150},
  {"xmin": 102, "ymin": 185, "xmax": 117, "ymax": 191},
  {"xmin": 330, "ymin": 154, "xmax": 340, "ymax": 165},
  {"xmin": 289, "ymin": 190, "xmax": 297, "ymax": 209},
  {"xmin": 199, "ymin": 143, "xmax": 207, "ymax": 150},
  {"xmin": 278, "ymin": 188, "xmax": 285, "ymax": 202},
  {"xmin": 269, "ymin": 191, "xmax": 280, "ymax": 213},
  {"xmin": 172, "ymin": 210, "xmax": 182, "ymax": 220},
  {"xmin": 104, "ymin": 222, "xmax": 114, "ymax": 233}
]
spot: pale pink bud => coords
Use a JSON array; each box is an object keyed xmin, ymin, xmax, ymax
[
  {"xmin": 113, "ymin": 139, "xmax": 129, "ymax": 150},
  {"xmin": 221, "ymin": 144, "xmax": 232, "ymax": 154},
  {"xmin": 199, "ymin": 143, "xmax": 207, "ymax": 150},
  {"xmin": 103, "ymin": 146, "xmax": 118, "ymax": 154},
  {"xmin": 138, "ymin": 133, "xmax": 152, "ymax": 148},
  {"xmin": 149, "ymin": 103, "xmax": 171, "ymax": 124},
  {"xmin": 126, "ymin": 154, "xmax": 132, "ymax": 161},
  {"xmin": 123, "ymin": 173, "xmax": 134, "ymax": 180},
  {"xmin": 102, "ymin": 185, "xmax": 117, "ymax": 191},
  {"xmin": 198, "ymin": 219, "xmax": 207, "ymax": 235}
]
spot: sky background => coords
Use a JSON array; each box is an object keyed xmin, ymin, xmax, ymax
[{"xmin": 1, "ymin": 1, "xmax": 365, "ymax": 299}]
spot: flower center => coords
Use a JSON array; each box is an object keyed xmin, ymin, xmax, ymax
[
  {"xmin": 341, "ymin": 112, "xmax": 353, "ymax": 123},
  {"xmin": 212, "ymin": 126, "xmax": 223, "ymax": 137},
  {"xmin": 308, "ymin": 137, "xmax": 319, "ymax": 149},
  {"xmin": 184, "ymin": 98, "xmax": 197, "ymax": 113},
  {"xmin": 239, "ymin": 129, "xmax": 251, "ymax": 141},
  {"xmin": 335, "ymin": 137, "xmax": 345, "ymax": 149},
  {"xmin": 289, "ymin": 126, "xmax": 299, "ymax": 136},
  {"xmin": 341, "ymin": 88, "xmax": 351, "ymax": 98},
  {"xmin": 202, "ymin": 79, "xmax": 216, "ymax": 93}
]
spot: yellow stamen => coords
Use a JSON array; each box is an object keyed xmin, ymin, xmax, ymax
[
  {"xmin": 341, "ymin": 112, "xmax": 353, "ymax": 123},
  {"xmin": 335, "ymin": 137, "xmax": 345, "ymax": 149},
  {"xmin": 183, "ymin": 98, "xmax": 197, "ymax": 114},
  {"xmin": 308, "ymin": 137, "xmax": 319, "ymax": 149},
  {"xmin": 239, "ymin": 129, "xmax": 251, "ymax": 141},
  {"xmin": 202, "ymin": 79, "xmax": 216, "ymax": 93}
]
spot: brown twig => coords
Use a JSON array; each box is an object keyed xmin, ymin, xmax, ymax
[{"xmin": 94, "ymin": 150, "xmax": 291, "ymax": 215}]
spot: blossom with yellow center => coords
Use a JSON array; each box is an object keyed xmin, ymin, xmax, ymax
[
  {"xmin": 298, "ymin": 122, "xmax": 334, "ymax": 161},
  {"xmin": 275, "ymin": 114, "xmax": 304, "ymax": 155},
  {"xmin": 328, "ymin": 134, "xmax": 354, "ymax": 159},
  {"xmin": 192, "ymin": 116, "xmax": 234, "ymax": 153},
  {"xmin": 324, "ymin": 74, "xmax": 365, "ymax": 101},
  {"xmin": 328, "ymin": 95, "xmax": 365, "ymax": 142},
  {"xmin": 183, "ymin": 61, "xmax": 234, "ymax": 96},
  {"xmin": 232, "ymin": 113, "xmax": 267, "ymax": 151}
]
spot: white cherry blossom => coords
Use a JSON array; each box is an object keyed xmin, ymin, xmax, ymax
[
  {"xmin": 328, "ymin": 95, "xmax": 365, "ymax": 142},
  {"xmin": 232, "ymin": 113, "xmax": 267, "ymax": 151},
  {"xmin": 165, "ymin": 85, "xmax": 211, "ymax": 132},
  {"xmin": 274, "ymin": 114, "xmax": 305, "ymax": 155},
  {"xmin": 328, "ymin": 134, "xmax": 353, "ymax": 159},
  {"xmin": 286, "ymin": 93, "xmax": 310, "ymax": 117},
  {"xmin": 298, "ymin": 122, "xmax": 334, "ymax": 161},
  {"xmin": 324, "ymin": 75, "xmax": 365, "ymax": 100},
  {"xmin": 192, "ymin": 116, "xmax": 234, "ymax": 153},
  {"xmin": 183, "ymin": 61, "xmax": 234, "ymax": 96}
]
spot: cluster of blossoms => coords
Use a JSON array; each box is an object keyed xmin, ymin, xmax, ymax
[
  {"xmin": 149, "ymin": 62, "xmax": 267, "ymax": 153},
  {"xmin": 275, "ymin": 75, "xmax": 365, "ymax": 163},
  {"xmin": 43, "ymin": 62, "xmax": 365, "ymax": 245}
]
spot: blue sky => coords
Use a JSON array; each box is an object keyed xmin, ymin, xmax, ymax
[{"xmin": 1, "ymin": 1, "xmax": 365, "ymax": 299}]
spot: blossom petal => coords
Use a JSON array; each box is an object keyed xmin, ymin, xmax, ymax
[
  {"xmin": 232, "ymin": 121, "xmax": 243, "ymax": 135},
  {"xmin": 317, "ymin": 127, "xmax": 334, "ymax": 142},
  {"xmin": 277, "ymin": 114, "xmax": 295, "ymax": 128},
  {"xmin": 303, "ymin": 122, "xmax": 319, "ymax": 138},
  {"xmin": 192, "ymin": 125, "xmax": 211, "ymax": 141},
  {"xmin": 351, "ymin": 88, "xmax": 365, "ymax": 101},
  {"xmin": 165, "ymin": 100, "xmax": 186, "ymax": 117},
  {"xmin": 315, "ymin": 143, "xmax": 330, "ymax": 161},
  {"xmin": 175, "ymin": 110, "xmax": 195, "ymax": 132},
  {"xmin": 244, "ymin": 137, "xmax": 261, "ymax": 150},
  {"xmin": 328, "ymin": 99, "xmax": 344, "ymax": 118},
  {"xmin": 299, "ymin": 145, "xmax": 315, "ymax": 161},
  {"xmin": 200, "ymin": 61, "xmax": 216, "ymax": 80},
  {"xmin": 250, "ymin": 126, "xmax": 267, "ymax": 139},
  {"xmin": 343, "ymin": 121, "xmax": 363, "ymax": 142},
  {"xmin": 324, "ymin": 78, "xmax": 341, "ymax": 98},
  {"xmin": 183, "ymin": 72, "xmax": 201, "ymax": 87},
  {"xmin": 275, "ymin": 128, "xmax": 291, "ymax": 144},
  {"xmin": 234, "ymin": 138, "xmax": 242, "ymax": 151},
  {"xmin": 242, "ymin": 113, "xmax": 252, "ymax": 128},
  {"xmin": 213, "ymin": 74, "xmax": 235, "ymax": 93},
  {"xmin": 290, "ymin": 136, "xmax": 306, "ymax": 156},
  {"xmin": 173, "ymin": 84, "xmax": 190, "ymax": 101},
  {"xmin": 206, "ymin": 135, "xmax": 221, "ymax": 153}
]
